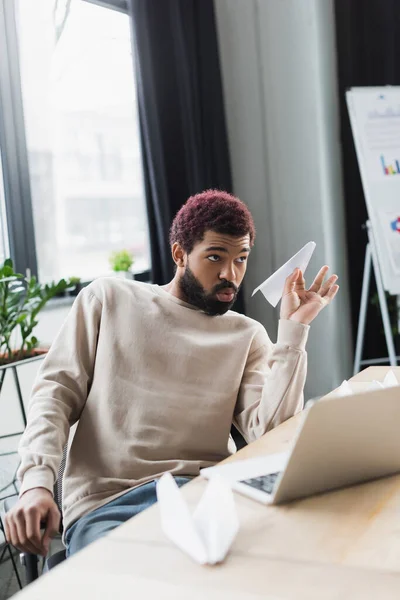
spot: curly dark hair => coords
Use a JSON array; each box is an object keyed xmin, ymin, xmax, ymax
[{"xmin": 169, "ymin": 189, "xmax": 256, "ymax": 254}]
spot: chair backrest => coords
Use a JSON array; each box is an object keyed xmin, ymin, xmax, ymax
[{"xmin": 53, "ymin": 445, "xmax": 68, "ymax": 531}]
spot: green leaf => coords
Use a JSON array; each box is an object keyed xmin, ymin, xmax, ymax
[
  {"xmin": 15, "ymin": 313, "xmax": 28, "ymax": 324},
  {"xmin": 109, "ymin": 249, "xmax": 134, "ymax": 272},
  {"xmin": 0, "ymin": 275, "xmax": 23, "ymax": 283}
]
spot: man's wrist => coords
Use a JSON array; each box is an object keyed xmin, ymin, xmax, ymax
[
  {"xmin": 19, "ymin": 465, "xmax": 54, "ymax": 498},
  {"xmin": 20, "ymin": 486, "xmax": 53, "ymax": 499},
  {"xmin": 277, "ymin": 319, "xmax": 310, "ymax": 350},
  {"xmin": 287, "ymin": 314, "xmax": 312, "ymax": 326}
]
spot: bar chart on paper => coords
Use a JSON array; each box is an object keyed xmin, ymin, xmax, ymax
[{"xmin": 380, "ymin": 155, "xmax": 400, "ymax": 176}]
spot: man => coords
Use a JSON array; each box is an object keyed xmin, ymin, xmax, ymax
[{"xmin": 5, "ymin": 190, "xmax": 338, "ymax": 558}]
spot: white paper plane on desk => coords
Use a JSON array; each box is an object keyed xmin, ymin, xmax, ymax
[
  {"xmin": 156, "ymin": 472, "xmax": 239, "ymax": 565},
  {"xmin": 334, "ymin": 369, "xmax": 400, "ymax": 397},
  {"xmin": 252, "ymin": 241, "xmax": 316, "ymax": 307}
]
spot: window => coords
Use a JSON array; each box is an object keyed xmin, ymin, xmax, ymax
[
  {"xmin": 13, "ymin": 0, "xmax": 150, "ymax": 281},
  {"xmin": 0, "ymin": 153, "xmax": 9, "ymax": 266}
]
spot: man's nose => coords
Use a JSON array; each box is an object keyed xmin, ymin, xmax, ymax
[{"xmin": 219, "ymin": 263, "xmax": 237, "ymax": 282}]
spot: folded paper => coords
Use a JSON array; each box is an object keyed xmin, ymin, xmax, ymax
[
  {"xmin": 332, "ymin": 379, "xmax": 354, "ymax": 398},
  {"xmin": 252, "ymin": 241, "xmax": 316, "ymax": 307},
  {"xmin": 379, "ymin": 369, "xmax": 399, "ymax": 388},
  {"xmin": 333, "ymin": 370, "xmax": 399, "ymax": 397},
  {"xmin": 156, "ymin": 473, "xmax": 239, "ymax": 565}
]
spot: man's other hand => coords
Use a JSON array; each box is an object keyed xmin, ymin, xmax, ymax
[{"xmin": 4, "ymin": 488, "xmax": 60, "ymax": 556}]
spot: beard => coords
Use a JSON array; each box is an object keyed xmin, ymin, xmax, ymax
[{"xmin": 178, "ymin": 265, "xmax": 239, "ymax": 316}]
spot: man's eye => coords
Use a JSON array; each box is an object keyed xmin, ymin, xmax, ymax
[
  {"xmin": 236, "ymin": 256, "xmax": 247, "ymax": 263},
  {"xmin": 207, "ymin": 255, "xmax": 220, "ymax": 262}
]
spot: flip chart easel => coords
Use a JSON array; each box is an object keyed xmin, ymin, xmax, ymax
[{"xmin": 347, "ymin": 87, "xmax": 400, "ymax": 374}]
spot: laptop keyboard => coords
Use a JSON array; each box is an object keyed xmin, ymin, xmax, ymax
[{"xmin": 240, "ymin": 472, "xmax": 281, "ymax": 494}]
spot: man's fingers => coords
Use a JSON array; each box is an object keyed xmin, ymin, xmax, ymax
[
  {"xmin": 13, "ymin": 513, "xmax": 41, "ymax": 555},
  {"xmin": 320, "ymin": 275, "xmax": 338, "ymax": 297},
  {"xmin": 308, "ymin": 266, "xmax": 329, "ymax": 293},
  {"xmin": 4, "ymin": 514, "xmax": 11, "ymax": 545},
  {"xmin": 41, "ymin": 507, "xmax": 60, "ymax": 554},
  {"xmin": 13, "ymin": 512, "xmax": 25, "ymax": 549},
  {"xmin": 25, "ymin": 507, "xmax": 46, "ymax": 555},
  {"xmin": 325, "ymin": 284, "xmax": 339, "ymax": 301},
  {"xmin": 283, "ymin": 268, "xmax": 299, "ymax": 296},
  {"xmin": 5, "ymin": 518, "xmax": 18, "ymax": 549},
  {"xmin": 294, "ymin": 270, "xmax": 306, "ymax": 291}
]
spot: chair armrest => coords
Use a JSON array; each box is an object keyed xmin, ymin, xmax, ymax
[{"xmin": 20, "ymin": 553, "xmax": 39, "ymax": 583}]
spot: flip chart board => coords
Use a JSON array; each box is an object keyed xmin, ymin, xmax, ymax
[{"xmin": 347, "ymin": 87, "xmax": 400, "ymax": 294}]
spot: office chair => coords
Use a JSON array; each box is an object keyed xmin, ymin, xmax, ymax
[{"xmin": 3, "ymin": 446, "xmax": 67, "ymax": 584}]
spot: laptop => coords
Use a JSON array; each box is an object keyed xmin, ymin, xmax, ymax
[{"xmin": 201, "ymin": 385, "xmax": 400, "ymax": 505}]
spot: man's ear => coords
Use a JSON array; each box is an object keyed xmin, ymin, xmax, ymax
[{"xmin": 171, "ymin": 242, "xmax": 186, "ymax": 268}]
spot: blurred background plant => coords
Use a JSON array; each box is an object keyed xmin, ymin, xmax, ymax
[{"xmin": 109, "ymin": 249, "xmax": 134, "ymax": 273}]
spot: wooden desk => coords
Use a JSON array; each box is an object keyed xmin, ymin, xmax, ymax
[{"xmin": 15, "ymin": 367, "xmax": 400, "ymax": 599}]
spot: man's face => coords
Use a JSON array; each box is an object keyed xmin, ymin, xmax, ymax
[{"xmin": 177, "ymin": 231, "xmax": 251, "ymax": 315}]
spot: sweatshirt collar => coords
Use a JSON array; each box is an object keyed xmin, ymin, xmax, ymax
[{"xmin": 151, "ymin": 284, "xmax": 201, "ymax": 311}]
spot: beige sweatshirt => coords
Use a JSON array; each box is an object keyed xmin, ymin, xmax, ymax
[{"xmin": 17, "ymin": 278, "xmax": 309, "ymax": 532}]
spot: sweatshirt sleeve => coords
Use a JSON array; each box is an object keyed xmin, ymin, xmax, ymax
[
  {"xmin": 17, "ymin": 287, "xmax": 102, "ymax": 497},
  {"xmin": 233, "ymin": 319, "xmax": 309, "ymax": 444}
]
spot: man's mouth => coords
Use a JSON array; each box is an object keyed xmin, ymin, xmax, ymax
[{"xmin": 215, "ymin": 289, "xmax": 236, "ymax": 303}]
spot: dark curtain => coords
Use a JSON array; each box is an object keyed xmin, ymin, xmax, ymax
[
  {"xmin": 129, "ymin": 0, "xmax": 246, "ymax": 447},
  {"xmin": 334, "ymin": 0, "xmax": 400, "ymax": 360},
  {"xmin": 128, "ymin": 0, "xmax": 239, "ymax": 290}
]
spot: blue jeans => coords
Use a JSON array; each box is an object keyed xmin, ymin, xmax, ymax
[{"xmin": 64, "ymin": 477, "xmax": 191, "ymax": 556}]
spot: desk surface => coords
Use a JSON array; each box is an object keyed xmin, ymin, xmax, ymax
[{"xmin": 15, "ymin": 366, "xmax": 400, "ymax": 599}]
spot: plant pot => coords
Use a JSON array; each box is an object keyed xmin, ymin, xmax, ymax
[
  {"xmin": 0, "ymin": 348, "xmax": 48, "ymax": 367},
  {"xmin": 68, "ymin": 283, "xmax": 82, "ymax": 297}
]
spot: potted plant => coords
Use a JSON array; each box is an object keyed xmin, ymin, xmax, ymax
[
  {"xmin": 0, "ymin": 258, "xmax": 71, "ymax": 366},
  {"xmin": 109, "ymin": 249, "xmax": 135, "ymax": 279}
]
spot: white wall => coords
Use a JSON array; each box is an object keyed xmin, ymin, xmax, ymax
[{"xmin": 215, "ymin": 0, "xmax": 352, "ymax": 399}]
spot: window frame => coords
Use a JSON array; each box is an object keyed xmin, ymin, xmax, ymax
[
  {"xmin": 0, "ymin": 0, "xmax": 150, "ymax": 283},
  {"xmin": 83, "ymin": 0, "xmax": 128, "ymax": 14},
  {"xmin": 0, "ymin": 0, "xmax": 37, "ymax": 276},
  {"xmin": 0, "ymin": 147, "xmax": 10, "ymax": 263}
]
